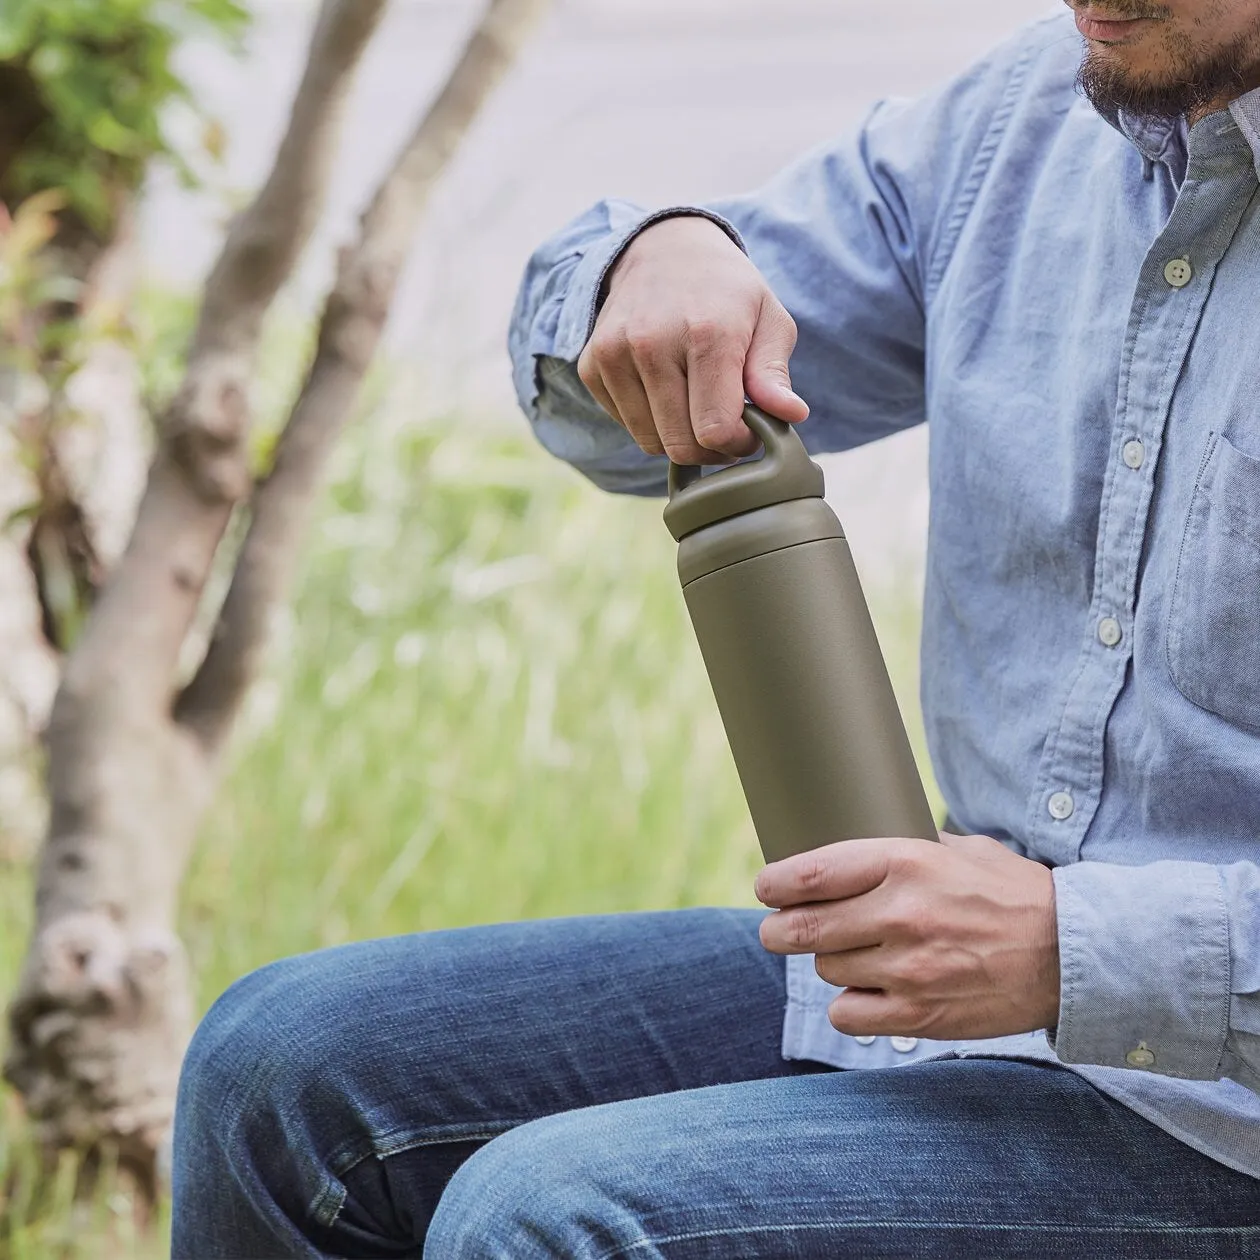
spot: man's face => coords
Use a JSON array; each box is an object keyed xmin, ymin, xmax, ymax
[{"xmin": 1067, "ymin": 0, "xmax": 1260, "ymax": 120}]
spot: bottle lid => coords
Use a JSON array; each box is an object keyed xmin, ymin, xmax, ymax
[{"xmin": 663, "ymin": 405, "xmax": 825, "ymax": 542}]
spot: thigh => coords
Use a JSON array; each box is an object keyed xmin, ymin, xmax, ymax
[
  {"xmin": 175, "ymin": 907, "xmax": 819, "ymax": 1257},
  {"xmin": 428, "ymin": 1057, "xmax": 1260, "ymax": 1259}
]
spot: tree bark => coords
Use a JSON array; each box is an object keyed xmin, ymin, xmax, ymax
[
  {"xmin": 4, "ymin": 0, "xmax": 550, "ymax": 1193},
  {"xmin": 4, "ymin": 0, "xmax": 389, "ymax": 1191}
]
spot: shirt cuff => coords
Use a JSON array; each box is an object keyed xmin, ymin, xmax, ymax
[
  {"xmin": 1050, "ymin": 860, "xmax": 1231, "ymax": 1080},
  {"xmin": 552, "ymin": 207, "xmax": 746, "ymax": 361}
]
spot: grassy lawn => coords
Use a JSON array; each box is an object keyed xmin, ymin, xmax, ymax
[{"xmin": 0, "ymin": 401, "xmax": 936, "ymax": 1258}]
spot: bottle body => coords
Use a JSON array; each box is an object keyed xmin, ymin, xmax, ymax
[
  {"xmin": 679, "ymin": 514, "xmax": 938, "ymax": 862},
  {"xmin": 666, "ymin": 405, "xmax": 938, "ymax": 864}
]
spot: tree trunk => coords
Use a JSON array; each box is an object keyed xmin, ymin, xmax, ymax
[{"xmin": 4, "ymin": 0, "xmax": 551, "ymax": 1194}]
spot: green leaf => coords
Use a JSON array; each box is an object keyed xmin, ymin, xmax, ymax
[{"xmin": 86, "ymin": 110, "xmax": 140, "ymax": 156}]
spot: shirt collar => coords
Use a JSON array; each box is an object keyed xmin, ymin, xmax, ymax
[
  {"xmin": 1229, "ymin": 87, "xmax": 1260, "ymax": 182},
  {"xmin": 1093, "ymin": 86, "xmax": 1260, "ymax": 184}
]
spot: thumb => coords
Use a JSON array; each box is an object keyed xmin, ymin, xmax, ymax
[{"xmin": 744, "ymin": 300, "xmax": 809, "ymax": 423}]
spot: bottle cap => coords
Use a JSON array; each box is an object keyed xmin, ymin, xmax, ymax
[{"xmin": 663, "ymin": 405, "xmax": 825, "ymax": 542}]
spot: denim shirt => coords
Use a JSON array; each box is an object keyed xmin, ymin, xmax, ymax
[{"xmin": 509, "ymin": 12, "xmax": 1260, "ymax": 1180}]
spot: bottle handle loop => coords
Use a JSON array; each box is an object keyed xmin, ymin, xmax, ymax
[{"xmin": 663, "ymin": 404, "xmax": 824, "ymax": 541}]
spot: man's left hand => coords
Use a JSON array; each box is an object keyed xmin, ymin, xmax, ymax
[{"xmin": 756, "ymin": 834, "xmax": 1061, "ymax": 1041}]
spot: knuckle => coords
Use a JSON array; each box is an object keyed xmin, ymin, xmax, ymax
[
  {"xmin": 662, "ymin": 439, "xmax": 704, "ymax": 466},
  {"xmin": 888, "ymin": 843, "xmax": 926, "ymax": 882},
  {"xmin": 625, "ymin": 327, "xmax": 665, "ymax": 364},
  {"xmin": 785, "ymin": 907, "xmax": 821, "ymax": 951},
  {"xmin": 684, "ymin": 317, "xmax": 730, "ymax": 354},
  {"xmin": 577, "ymin": 353, "xmax": 600, "ymax": 389},
  {"xmin": 887, "ymin": 950, "xmax": 932, "ymax": 991},
  {"xmin": 890, "ymin": 891, "xmax": 933, "ymax": 936},
  {"xmin": 584, "ymin": 337, "xmax": 614, "ymax": 370},
  {"xmin": 797, "ymin": 854, "xmax": 830, "ymax": 898},
  {"xmin": 692, "ymin": 413, "xmax": 741, "ymax": 449}
]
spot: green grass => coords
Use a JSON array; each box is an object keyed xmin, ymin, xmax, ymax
[{"xmin": 0, "ymin": 399, "xmax": 936, "ymax": 1257}]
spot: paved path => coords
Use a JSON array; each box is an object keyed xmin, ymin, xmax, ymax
[{"xmin": 143, "ymin": 0, "xmax": 1062, "ymax": 586}]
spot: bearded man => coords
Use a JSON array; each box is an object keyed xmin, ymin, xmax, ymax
[{"xmin": 173, "ymin": 5, "xmax": 1260, "ymax": 1256}]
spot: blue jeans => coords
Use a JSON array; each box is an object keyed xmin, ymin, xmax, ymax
[{"xmin": 172, "ymin": 908, "xmax": 1260, "ymax": 1258}]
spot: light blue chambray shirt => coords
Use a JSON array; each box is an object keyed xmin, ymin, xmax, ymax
[{"xmin": 509, "ymin": 12, "xmax": 1260, "ymax": 1180}]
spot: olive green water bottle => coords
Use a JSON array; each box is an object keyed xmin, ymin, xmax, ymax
[{"xmin": 664, "ymin": 404, "xmax": 938, "ymax": 863}]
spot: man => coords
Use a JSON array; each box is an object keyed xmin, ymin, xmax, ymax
[{"xmin": 173, "ymin": 3, "xmax": 1260, "ymax": 1256}]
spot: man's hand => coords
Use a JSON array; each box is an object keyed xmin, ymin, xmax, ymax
[
  {"xmin": 577, "ymin": 215, "xmax": 809, "ymax": 466},
  {"xmin": 756, "ymin": 834, "xmax": 1060, "ymax": 1041}
]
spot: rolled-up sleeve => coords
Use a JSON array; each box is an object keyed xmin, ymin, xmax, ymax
[{"xmin": 1049, "ymin": 859, "xmax": 1260, "ymax": 1096}]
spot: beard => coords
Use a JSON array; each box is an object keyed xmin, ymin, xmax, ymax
[{"xmin": 1075, "ymin": 3, "xmax": 1260, "ymax": 121}]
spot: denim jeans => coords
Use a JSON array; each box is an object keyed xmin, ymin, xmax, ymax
[{"xmin": 171, "ymin": 908, "xmax": 1260, "ymax": 1258}]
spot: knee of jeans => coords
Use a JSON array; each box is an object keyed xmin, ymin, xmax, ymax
[
  {"xmin": 174, "ymin": 953, "xmax": 332, "ymax": 1163},
  {"xmin": 426, "ymin": 1111, "xmax": 642, "ymax": 1259}
]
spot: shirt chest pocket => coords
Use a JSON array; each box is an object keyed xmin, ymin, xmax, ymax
[{"xmin": 1167, "ymin": 432, "xmax": 1260, "ymax": 730}]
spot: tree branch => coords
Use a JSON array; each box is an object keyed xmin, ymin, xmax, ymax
[
  {"xmin": 56, "ymin": 0, "xmax": 387, "ymax": 719},
  {"xmin": 176, "ymin": 0, "xmax": 551, "ymax": 752}
]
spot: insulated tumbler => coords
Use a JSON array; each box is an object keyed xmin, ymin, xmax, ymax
[{"xmin": 664, "ymin": 404, "xmax": 938, "ymax": 862}]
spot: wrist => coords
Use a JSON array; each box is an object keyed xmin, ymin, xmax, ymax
[{"xmin": 603, "ymin": 212, "xmax": 743, "ymax": 301}]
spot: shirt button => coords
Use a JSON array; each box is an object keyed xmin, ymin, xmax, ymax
[
  {"xmin": 1126, "ymin": 1043, "xmax": 1156, "ymax": 1069},
  {"xmin": 890, "ymin": 1036, "xmax": 919, "ymax": 1053},
  {"xmin": 1048, "ymin": 791, "xmax": 1075, "ymax": 821},
  {"xmin": 855, "ymin": 1035, "xmax": 877, "ymax": 1046},
  {"xmin": 1164, "ymin": 257, "xmax": 1193, "ymax": 288},
  {"xmin": 1122, "ymin": 439, "xmax": 1146, "ymax": 470},
  {"xmin": 1098, "ymin": 617, "xmax": 1123, "ymax": 648}
]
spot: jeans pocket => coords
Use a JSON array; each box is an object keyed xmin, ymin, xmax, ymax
[{"xmin": 1167, "ymin": 431, "xmax": 1260, "ymax": 730}]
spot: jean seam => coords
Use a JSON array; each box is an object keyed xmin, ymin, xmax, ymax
[
  {"xmin": 314, "ymin": 1123, "xmax": 522, "ymax": 1229},
  {"xmin": 598, "ymin": 1219, "xmax": 1260, "ymax": 1259}
]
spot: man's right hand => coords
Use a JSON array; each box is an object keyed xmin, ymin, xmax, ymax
[{"xmin": 577, "ymin": 215, "xmax": 810, "ymax": 467}]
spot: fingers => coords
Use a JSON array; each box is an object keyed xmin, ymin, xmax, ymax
[
  {"xmin": 759, "ymin": 898, "xmax": 885, "ymax": 956},
  {"xmin": 686, "ymin": 322, "xmax": 760, "ymax": 460},
  {"xmin": 575, "ymin": 215, "xmax": 807, "ymax": 463},
  {"xmin": 814, "ymin": 945, "xmax": 890, "ymax": 991},
  {"xmin": 826, "ymin": 987, "xmax": 927, "ymax": 1040},
  {"xmin": 598, "ymin": 340, "xmax": 665, "ymax": 456},
  {"xmin": 755, "ymin": 837, "xmax": 906, "ymax": 911},
  {"xmin": 581, "ymin": 327, "xmax": 733, "ymax": 465},
  {"xmin": 744, "ymin": 297, "xmax": 809, "ymax": 424}
]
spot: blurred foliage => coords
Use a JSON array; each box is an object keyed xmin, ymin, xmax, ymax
[
  {"xmin": 0, "ymin": 0, "xmax": 249, "ymax": 237},
  {"xmin": 0, "ymin": 191, "xmax": 93, "ymax": 396}
]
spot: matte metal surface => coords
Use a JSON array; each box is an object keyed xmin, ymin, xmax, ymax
[
  {"xmin": 664, "ymin": 406, "xmax": 824, "ymax": 541},
  {"xmin": 683, "ymin": 537, "xmax": 939, "ymax": 860},
  {"xmin": 667, "ymin": 407, "xmax": 936, "ymax": 860},
  {"xmin": 676, "ymin": 498, "xmax": 843, "ymax": 587}
]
